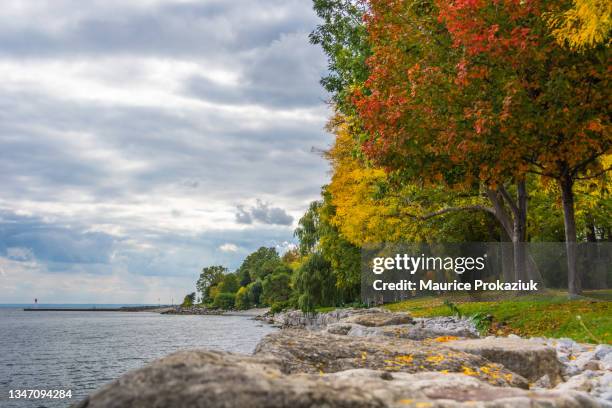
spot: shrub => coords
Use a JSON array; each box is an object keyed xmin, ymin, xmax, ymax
[
  {"xmin": 262, "ymin": 272, "xmax": 292, "ymax": 305},
  {"xmin": 270, "ymin": 300, "xmax": 290, "ymax": 314},
  {"xmin": 247, "ymin": 280, "xmax": 263, "ymax": 306},
  {"xmin": 207, "ymin": 285, "xmax": 220, "ymax": 304},
  {"xmin": 213, "ymin": 292, "xmax": 235, "ymax": 310},
  {"xmin": 235, "ymin": 286, "xmax": 250, "ymax": 310},
  {"xmin": 181, "ymin": 292, "xmax": 195, "ymax": 307}
]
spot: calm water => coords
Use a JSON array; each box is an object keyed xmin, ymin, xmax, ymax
[{"xmin": 0, "ymin": 307, "xmax": 276, "ymax": 407}]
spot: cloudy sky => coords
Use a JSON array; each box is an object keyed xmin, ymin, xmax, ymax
[{"xmin": 0, "ymin": 0, "xmax": 331, "ymax": 304}]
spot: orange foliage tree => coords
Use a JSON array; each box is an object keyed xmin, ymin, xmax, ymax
[{"xmin": 353, "ymin": 0, "xmax": 611, "ymax": 295}]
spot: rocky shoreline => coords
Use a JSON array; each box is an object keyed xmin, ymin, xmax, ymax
[{"xmin": 75, "ymin": 308, "xmax": 611, "ymax": 407}]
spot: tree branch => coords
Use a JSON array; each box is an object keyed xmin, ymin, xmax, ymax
[
  {"xmin": 575, "ymin": 165, "xmax": 612, "ymax": 180},
  {"xmin": 405, "ymin": 205, "xmax": 496, "ymax": 220},
  {"xmin": 498, "ymin": 185, "xmax": 519, "ymax": 218}
]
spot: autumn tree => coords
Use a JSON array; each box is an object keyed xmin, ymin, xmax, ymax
[
  {"xmin": 546, "ymin": 0, "xmax": 611, "ymax": 50},
  {"xmin": 353, "ymin": 0, "xmax": 610, "ymax": 295},
  {"xmin": 436, "ymin": 0, "xmax": 610, "ymax": 295},
  {"xmin": 351, "ymin": 0, "xmax": 538, "ymax": 280},
  {"xmin": 326, "ymin": 114, "xmax": 497, "ymax": 245}
]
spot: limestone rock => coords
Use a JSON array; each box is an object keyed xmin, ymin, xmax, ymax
[
  {"xmin": 554, "ymin": 370, "xmax": 612, "ymax": 404},
  {"xmin": 445, "ymin": 337, "xmax": 564, "ymax": 385},
  {"xmin": 341, "ymin": 311, "xmax": 413, "ymax": 327},
  {"xmin": 337, "ymin": 317, "xmax": 479, "ymax": 340},
  {"xmin": 74, "ymin": 350, "xmax": 602, "ymax": 408},
  {"xmin": 326, "ymin": 323, "xmax": 354, "ymax": 335},
  {"xmin": 271, "ymin": 308, "xmax": 387, "ymax": 329},
  {"xmin": 254, "ymin": 329, "xmax": 528, "ymax": 388}
]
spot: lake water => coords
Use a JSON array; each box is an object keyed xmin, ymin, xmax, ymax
[{"xmin": 0, "ymin": 307, "xmax": 277, "ymax": 407}]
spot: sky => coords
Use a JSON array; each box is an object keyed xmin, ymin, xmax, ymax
[{"xmin": 0, "ymin": 0, "xmax": 331, "ymax": 304}]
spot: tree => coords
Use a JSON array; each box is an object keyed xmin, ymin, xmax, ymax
[
  {"xmin": 217, "ymin": 273, "xmax": 239, "ymax": 294},
  {"xmin": 546, "ymin": 0, "xmax": 611, "ymax": 51},
  {"xmin": 281, "ymin": 247, "xmax": 301, "ymax": 269},
  {"xmin": 236, "ymin": 247, "xmax": 282, "ymax": 282},
  {"xmin": 247, "ymin": 280, "xmax": 263, "ymax": 306},
  {"xmin": 310, "ymin": 0, "xmax": 371, "ymax": 113},
  {"xmin": 353, "ymin": 0, "xmax": 610, "ymax": 295},
  {"xmin": 295, "ymin": 201, "xmax": 322, "ymax": 256},
  {"xmin": 326, "ymin": 114, "xmax": 496, "ymax": 245},
  {"xmin": 436, "ymin": 0, "xmax": 611, "ymax": 295},
  {"xmin": 196, "ymin": 265, "xmax": 227, "ymax": 302},
  {"xmin": 347, "ymin": 0, "xmax": 534, "ymax": 279},
  {"xmin": 293, "ymin": 252, "xmax": 338, "ymax": 312},
  {"xmin": 235, "ymin": 286, "xmax": 250, "ymax": 310},
  {"xmin": 295, "ymin": 190, "xmax": 362, "ymax": 303},
  {"xmin": 212, "ymin": 292, "xmax": 235, "ymax": 310},
  {"xmin": 181, "ymin": 292, "xmax": 196, "ymax": 307},
  {"xmin": 262, "ymin": 272, "xmax": 292, "ymax": 305}
]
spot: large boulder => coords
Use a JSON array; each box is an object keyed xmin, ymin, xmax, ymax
[
  {"xmin": 272, "ymin": 308, "xmax": 389, "ymax": 329},
  {"xmin": 445, "ymin": 337, "xmax": 565, "ymax": 385},
  {"xmin": 327, "ymin": 316, "xmax": 479, "ymax": 340},
  {"xmin": 340, "ymin": 311, "xmax": 413, "ymax": 327},
  {"xmin": 74, "ymin": 349, "xmax": 602, "ymax": 408},
  {"xmin": 254, "ymin": 329, "xmax": 528, "ymax": 389}
]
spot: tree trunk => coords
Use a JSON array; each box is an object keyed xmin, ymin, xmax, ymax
[
  {"xmin": 488, "ymin": 183, "xmax": 529, "ymax": 282},
  {"xmin": 512, "ymin": 181, "xmax": 528, "ymax": 281},
  {"xmin": 560, "ymin": 176, "xmax": 580, "ymax": 297},
  {"xmin": 585, "ymin": 213, "xmax": 596, "ymax": 242}
]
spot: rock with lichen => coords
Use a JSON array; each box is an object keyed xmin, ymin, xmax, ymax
[{"xmin": 73, "ymin": 349, "xmax": 602, "ymax": 408}]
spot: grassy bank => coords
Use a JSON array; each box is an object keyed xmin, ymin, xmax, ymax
[{"xmin": 384, "ymin": 290, "xmax": 611, "ymax": 344}]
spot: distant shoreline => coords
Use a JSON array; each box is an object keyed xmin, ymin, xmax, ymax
[
  {"xmin": 22, "ymin": 305, "xmax": 172, "ymax": 312},
  {"xmin": 20, "ymin": 305, "xmax": 270, "ymax": 317}
]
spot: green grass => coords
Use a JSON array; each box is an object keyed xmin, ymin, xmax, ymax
[
  {"xmin": 385, "ymin": 290, "xmax": 612, "ymax": 344},
  {"xmin": 315, "ymin": 306, "xmax": 337, "ymax": 313}
]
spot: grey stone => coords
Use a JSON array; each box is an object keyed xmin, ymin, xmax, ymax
[
  {"xmin": 326, "ymin": 323, "xmax": 355, "ymax": 335},
  {"xmin": 341, "ymin": 311, "xmax": 413, "ymax": 327},
  {"xmin": 254, "ymin": 329, "xmax": 528, "ymax": 388},
  {"xmin": 74, "ymin": 350, "xmax": 602, "ymax": 408},
  {"xmin": 446, "ymin": 337, "xmax": 565, "ymax": 385},
  {"xmin": 271, "ymin": 308, "xmax": 386, "ymax": 329},
  {"xmin": 594, "ymin": 345, "xmax": 612, "ymax": 360}
]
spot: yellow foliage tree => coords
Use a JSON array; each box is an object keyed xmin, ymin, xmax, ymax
[
  {"xmin": 546, "ymin": 0, "xmax": 612, "ymax": 50},
  {"xmin": 326, "ymin": 116, "xmax": 495, "ymax": 246}
]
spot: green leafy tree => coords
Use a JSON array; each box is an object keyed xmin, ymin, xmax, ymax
[
  {"xmin": 247, "ymin": 280, "xmax": 263, "ymax": 306},
  {"xmin": 181, "ymin": 292, "xmax": 196, "ymax": 307},
  {"xmin": 196, "ymin": 265, "xmax": 227, "ymax": 302},
  {"xmin": 310, "ymin": 0, "xmax": 371, "ymax": 113},
  {"xmin": 295, "ymin": 192, "xmax": 362, "ymax": 304},
  {"xmin": 294, "ymin": 201, "xmax": 322, "ymax": 256},
  {"xmin": 236, "ymin": 247, "xmax": 282, "ymax": 282},
  {"xmin": 234, "ymin": 286, "xmax": 250, "ymax": 310},
  {"xmin": 212, "ymin": 292, "xmax": 235, "ymax": 310},
  {"xmin": 217, "ymin": 273, "xmax": 239, "ymax": 294},
  {"xmin": 293, "ymin": 252, "xmax": 338, "ymax": 312},
  {"xmin": 262, "ymin": 272, "xmax": 292, "ymax": 305}
]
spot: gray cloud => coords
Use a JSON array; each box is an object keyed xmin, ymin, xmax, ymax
[
  {"xmin": 0, "ymin": 211, "xmax": 114, "ymax": 266},
  {"xmin": 236, "ymin": 200, "xmax": 294, "ymax": 226},
  {"xmin": 185, "ymin": 32, "xmax": 327, "ymax": 109},
  {"xmin": 0, "ymin": 1, "xmax": 319, "ymax": 58},
  {"xmin": 0, "ymin": 0, "xmax": 330, "ymax": 303}
]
